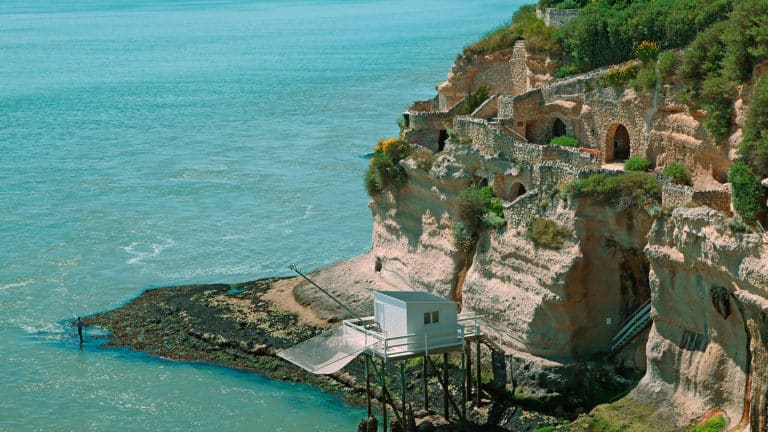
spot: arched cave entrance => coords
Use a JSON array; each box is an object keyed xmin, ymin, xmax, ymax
[
  {"xmin": 552, "ymin": 118, "xmax": 566, "ymax": 139},
  {"xmin": 606, "ymin": 124, "xmax": 630, "ymax": 161},
  {"xmin": 509, "ymin": 182, "xmax": 526, "ymax": 201},
  {"xmin": 438, "ymin": 129, "xmax": 448, "ymax": 152}
]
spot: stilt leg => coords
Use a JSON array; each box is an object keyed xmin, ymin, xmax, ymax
[
  {"xmin": 475, "ymin": 338, "xmax": 481, "ymax": 407},
  {"xmin": 443, "ymin": 352, "xmax": 449, "ymax": 421},
  {"xmin": 423, "ymin": 354, "xmax": 429, "ymax": 411}
]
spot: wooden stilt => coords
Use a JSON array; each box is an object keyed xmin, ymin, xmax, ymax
[
  {"xmin": 400, "ymin": 361, "xmax": 406, "ymax": 431},
  {"xmin": 442, "ymin": 352, "xmax": 449, "ymax": 421},
  {"xmin": 461, "ymin": 347, "xmax": 466, "ymax": 424},
  {"xmin": 465, "ymin": 343, "xmax": 472, "ymax": 406},
  {"xmin": 475, "ymin": 338, "xmax": 481, "ymax": 407},
  {"xmin": 381, "ymin": 357, "xmax": 387, "ymax": 432},
  {"xmin": 365, "ymin": 354, "xmax": 371, "ymax": 417},
  {"xmin": 423, "ymin": 354, "xmax": 429, "ymax": 411}
]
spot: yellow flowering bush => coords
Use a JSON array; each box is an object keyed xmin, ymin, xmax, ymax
[
  {"xmin": 635, "ymin": 41, "xmax": 659, "ymax": 63},
  {"xmin": 365, "ymin": 137, "xmax": 412, "ymax": 196}
]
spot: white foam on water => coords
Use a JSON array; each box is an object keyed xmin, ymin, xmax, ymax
[{"xmin": 123, "ymin": 237, "xmax": 175, "ymax": 266}]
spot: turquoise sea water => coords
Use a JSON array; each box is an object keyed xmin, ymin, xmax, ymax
[{"xmin": 0, "ymin": 1, "xmax": 524, "ymax": 430}]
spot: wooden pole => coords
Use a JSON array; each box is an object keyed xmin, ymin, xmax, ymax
[
  {"xmin": 461, "ymin": 347, "xmax": 466, "ymax": 424},
  {"xmin": 442, "ymin": 352, "xmax": 449, "ymax": 421},
  {"xmin": 400, "ymin": 361, "xmax": 406, "ymax": 431},
  {"xmin": 423, "ymin": 354, "xmax": 429, "ymax": 411},
  {"xmin": 381, "ymin": 357, "xmax": 387, "ymax": 432},
  {"xmin": 475, "ymin": 338, "xmax": 481, "ymax": 407},
  {"xmin": 465, "ymin": 343, "xmax": 472, "ymax": 405},
  {"xmin": 365, "ymin": 354, "xmax": 372, "ymax": 417}
]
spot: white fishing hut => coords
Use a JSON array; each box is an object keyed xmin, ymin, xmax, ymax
[
  {"xmin": 278, "ymin": 284, "xmax": 490, "ymax": 432},
  {"xmin": 368, "ymin": 291, "xmax": 463, "ymax": 358}
]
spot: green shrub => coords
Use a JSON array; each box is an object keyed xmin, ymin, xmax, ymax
[
  {"xmin": 685, "ymin": 415, "xmax": 726, "ymax": 432},
  {"xmin": 656, "ymin": 50, "xmax": 679, "ymax": 77},
  {"xmin": 483, "ymin": 212, "xmax": 506, "ymax": 229},
  {"xmin": 726, "ymin": 218, "xmax": 750, "ymax": 234},
  {"xmin": 527, "ymin": 218, "xmax": 571, "ymax": 249},
  {"xmin": 602, "ymin": 63, "xmax": 639, "ymax": 87},
  {"xmin": 365, "ymin": 138, "xmax": 411, "ymax": 196},
  {"xmin": 456, "ymin": 185, "xmax": 505, "ymax": 235},
  {"xmin": 464, "ymin": 6, "xmax": 558, "ymax": 56},
  {"xmin": 573, "ymin": 171, "xmax": 661, "ymax": 210},
  {"xmin": 728, "ymin": 161, "xmax": 763, "ymax": 224},
  {"xmin": 453, "ymin": 222, "xmax": 474, "ymax": 251},
  {"xmin": 550, "ymin": 135, "xmax": 579, "ymax": 147},
  {"xmin": 646, "ymin": 204, "xmax": 671, "ymax": 220},
  {"xmin": 624, "ymin": 157, "xmax": 652, "ymax": 172},
  {"xmin": 455, "ymin": 86, "xmax": 490, "ymax": 116},
  {"xmin": 740, "ymin": 75, "xmax": 768, "ymax": 176},
  {"xmin": 700, "ymin": 75, "xmax": 736, "ymax": 142},
  {"xmin": 631, "ymin": 64, "xmax": 658, "ymax": 91},
  {"xmin": 635, "ymin": 41, "xmax": 659, "ymax": 63},
  {"xmin": 663, "ymin": 163, "xmax": 689, "ymax": 185},
  {"xmin": 555, "ymin": 0, "xmax": 579, "ymax": 9},
  {"xmin": 412, "ymin": 148, "xmax": 435, "ymax": 171},
  {"xmin": 554, "ymin": 64, "xmax": 580, "ymax": 79}
]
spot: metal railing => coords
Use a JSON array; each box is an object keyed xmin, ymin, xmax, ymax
[
  {"xmin": 610, "ymin": 300, "xmax": 652, "ymax": 353},
  {"xmin": 343, "ymin": 316, "xmax": 465, "ymax": 360}
]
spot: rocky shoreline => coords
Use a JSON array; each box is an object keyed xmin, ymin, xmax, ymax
[{"xmin": 85, "ymin": 255, "xmax": 571, "ymax": 431}]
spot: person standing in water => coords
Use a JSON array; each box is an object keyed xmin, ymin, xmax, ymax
[{"xmin": 76, "ymin": 317, "xmax": 84, "ymax": 344}]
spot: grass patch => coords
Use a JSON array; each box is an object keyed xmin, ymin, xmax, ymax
[
  {"xmin": 624, "ymin": 156, "xmax": 652, "ymax": 172},
  {"xmin": 572, "ymin": 171, "xmax": 660, "ymax": 210},
  {"xmin": 411, "ymin": 148, "xmax": 435, "ymax": 171},
  {"xmin": 464, "ymin": 6, "xmax": 558, "ymax": 56},
  {"xmin": 571, "ymin": 398, "xmax": 676, "ymax": 432},
  {"xmin": 550, "ymin": 135, "xmax": 579, "ymax": 147},
  {"xmin": 527, "ymin": 218, "xmax": 571, "ymax": 249},
  {"xmin": 686, "ymin": 415, "xmax": 726, "ymax": 432}
]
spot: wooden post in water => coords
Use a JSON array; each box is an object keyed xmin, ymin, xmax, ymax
[{"xmin": 442, "ymin": 353, "xmax": 449, "ymax": 421}]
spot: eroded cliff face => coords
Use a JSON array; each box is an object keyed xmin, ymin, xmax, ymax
[
  {"xmin": 370, "ymin": 42, "xmax": 768, "ymax": 429},
  {"xmin": 631, "ymin": 208, "xmax": 768, "ymax": 430}
]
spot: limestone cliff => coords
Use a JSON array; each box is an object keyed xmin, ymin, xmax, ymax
[
  {"xmin": 633, "ymin": 208, "xmax": 768, "ymax": 430},
  {"xmin": 368, "ymin": 40, "xmax": 768, "ymax": 429}
]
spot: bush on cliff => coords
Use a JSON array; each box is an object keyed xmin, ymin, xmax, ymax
[
  {"xmin": 572, "ymin": 171, "xmax": 661, "ymax": 210},
  {"xmin": 662, "ymin": 163, "xmax": 690, "ymax": 185},
  {"xmin": 454, "ymin": 85, "xmax": 491, "ymax": 116},
  {"xmin": 456, "ymin": 185, "xmax": 504, "ymax": 233},
  {"xmin": 555, "ymin": 0, "xmax": 731, "ymax": 73},
  {"xmin": 550, "ymin": 135, "xmax": 578, "ymax": 147},
  {"xmin": 463, "ymin": 6, "xmax": 558, "ymax": 56},
  {"xmin": 624, "ymin": 157, "xmax": 652, "ymax": 172},
  {"xmin": 365, "ymin": 138, "xmax": 411, "ymax": 196},
  {"xmin": 526, "ymin": 218, "xmax": 571, "ymax": 249},
  {"xmin": 728, "ymin": 161, "xmax": 763, "ymax": 225},
  {"xmin": 740, "ymin": 75, "xmax": 768, "ymax": 177}
]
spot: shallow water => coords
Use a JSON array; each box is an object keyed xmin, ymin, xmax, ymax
[{"xmin": 0, "ymin": 1, "xmax": 524, "ymax": 430}]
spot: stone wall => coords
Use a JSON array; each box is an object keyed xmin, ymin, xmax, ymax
[
  {"xmin": 662, "ymin": 183, "xmax": 732, "ymax": 213},
  {"xmin": 535, "ymin": 8, "xmax": 579, "ymax": 28}
]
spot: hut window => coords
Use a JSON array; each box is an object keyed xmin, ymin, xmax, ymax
[{"xmin": 424, "ymin": 311, "xmax": 440, "ymax": 324}]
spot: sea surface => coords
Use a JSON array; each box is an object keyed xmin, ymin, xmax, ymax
[{"xmin": 0, "ymin": 1, "xmax": 525, "ymax": 430}]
